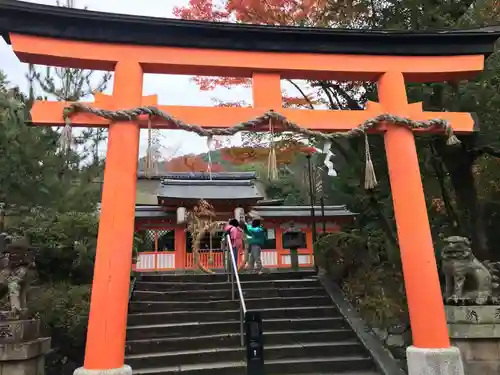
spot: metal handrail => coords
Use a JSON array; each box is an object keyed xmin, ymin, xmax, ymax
[{"xmin": 226, "ymin": 234, "xmax": 247, "ymax": 346}]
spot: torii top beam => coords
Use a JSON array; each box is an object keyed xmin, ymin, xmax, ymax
[{"xmin": 0, "ymin": 0, "xmax": 499, "ymax": 132}]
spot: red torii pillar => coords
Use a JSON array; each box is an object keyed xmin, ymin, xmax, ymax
[
  {"xmin": 81, "ymin": 60, "xmax": 143, "ymax": 372},
  {"xmin": 379, "ymin": 71, "xmax": 450, "ymax": 349},
  {"xmin": 7, "ymin": 32, "xmax": 482, "ymax": 375}
]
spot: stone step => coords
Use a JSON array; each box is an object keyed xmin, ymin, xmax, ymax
[
  {"xmin": 126, "ymin": 317, "xmax": 347, "ymax": 341},
  {"xmin": 138, "ymin": 270, "xmax": 316, "ymax": 283},
  {"xmin": 126, "ymin": 329, "xmax": 357, "ymax": 355},
  {"xmin": 134, "ymin": 278, "xmax": 320, "ymax": 292},
  {"xmin": 128, "ymin": 305, "xmax": 340, "ymax": 326},
  {"xmin": 129, "ymin": 295, "xmax": 331, "ymax": 313},
  {"xmin": 128, "ymin": 272, "xmax": 381, "ymax": 375},
  {"xmin": 132, "ymin": 286, "xmax": 327, "ymax": 301},
  {"xmin": 131, "ymin": 356, "xmax": 375, "ymax": 375},
  {"xmin": 126, "ymin": 341, "xmax": 368, "ymax": 370}
]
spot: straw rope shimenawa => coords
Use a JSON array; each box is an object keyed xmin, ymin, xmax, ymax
[{"xmin": 61, "ymin": 103, "xmax": 462, "ymax": 189}]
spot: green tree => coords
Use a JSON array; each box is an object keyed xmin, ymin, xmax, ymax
[
  {"xmin": 30, "ymin": 0, "xmax": 112, "ymax": 167},
  {"xmin": 176, "ymin": 0, "xmax": 500, "ymax": 263},
  {"xmin": 0, "ymin": 71, "xmax": 66, "ymax": 210},
  {"xmin": 377, "ymin": 0, "xmax": 500, "ymax": 260}
]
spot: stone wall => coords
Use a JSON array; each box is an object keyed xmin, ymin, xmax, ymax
[
  {"xmin": 0, "ymin": 318, "xmax": 51, "ymax": 375},
  {"xmin": 446, "ymin": 305, "xmax": 500, "ymax": 374},
  {"xmin": 372, "ymin": 321, "xmax": 412, "ymax": 372}
]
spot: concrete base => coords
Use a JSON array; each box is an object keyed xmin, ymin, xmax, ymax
[
  {"xmin": 445, "ymin": 305, "xmax": 500, "ymax": 374},
  {"xmin": 74, "ymin": 365, "xmax": 132, "ymax": 375},
  {"xmin": 0, "ymin": 337, "xmax": 51, "ymax": 375},
  {"xmin": 407, "ymin": 346, "xmax": 465, "ymax": 375}
]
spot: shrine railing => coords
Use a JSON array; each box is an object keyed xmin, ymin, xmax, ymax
[{"xmin": 134, "ymin": 249, "xmax": 314, "ymax": 272}]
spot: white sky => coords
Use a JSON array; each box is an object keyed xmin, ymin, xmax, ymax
[{"xmin": 0, "ymin": 0, "xmax": 252, "ymax": 158}]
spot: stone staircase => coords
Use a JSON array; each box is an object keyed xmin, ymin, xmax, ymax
[{"xmin": 126, "ymin": 271, "xmax": 381, "ymax": 375}]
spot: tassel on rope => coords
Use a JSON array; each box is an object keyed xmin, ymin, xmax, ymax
[
  {"xmin": 145, "ymin": 116, "xmax": 154, "ymax": 178},
  {"xmin": 208, "ymin": 218, "xmax": 214, "ymax": 265},
  {"xmin": 364, "ymin": 132, "xmax": 378, "ymax": 190},
  {"xmin": 268, "ymin": 147, "xmax": 278, "ymax": 180},
  {"xmin": 207, "ymin": 135, "xmax": 214, "ymax": 180},
  {"xmin": 267, "ymin": 117, "xmax": 279, "ymax": 181},
  {"xmin": 444, "ymin": 123, "xmax": 461, "ymax": 146}
]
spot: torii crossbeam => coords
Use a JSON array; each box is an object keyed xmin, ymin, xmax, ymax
[{"xmin": 1, "ymin": 1, "xmax": 499, "ymax": 374}]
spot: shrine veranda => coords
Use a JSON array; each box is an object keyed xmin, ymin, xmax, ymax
[{"xmin": 1, "ymin": 0, "xmax": 499, "ymax": 374}]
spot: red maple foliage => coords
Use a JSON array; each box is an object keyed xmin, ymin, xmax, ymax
[
  {"xmin": 191, "ymin": 76, "xmax": 251, "ymax": 91},
  {"xmin": 163, "ymin": 154, "xmax": 225, "ymax": 173},
  {"xmin": 173, "ymin": 0, "xmax": 329, "ymax": 26},
  {"xmin": 172, "ymin": 1, "xmax": 367, "ymax": 104},
  {"xmin": 173, "ymin": 1, "xmax": 329, "ymax": 94}
]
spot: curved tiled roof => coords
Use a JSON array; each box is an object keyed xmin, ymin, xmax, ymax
[
  {"xmin": 0, "ymin": 0, "xmax": 499, "ymax": 56},
  {"xmin": 158, "ymin": 177, "xmax": 263, "ymax": 201}
]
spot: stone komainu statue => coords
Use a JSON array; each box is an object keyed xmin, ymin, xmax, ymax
[
  {"xmin": 0, "ymin": 234, "xmax": 37, "ymax": 316},
  {"xmin": 441, "ymin": 236, "xmax": 500, "ymax": 305}
]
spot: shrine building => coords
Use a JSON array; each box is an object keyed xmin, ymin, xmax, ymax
[{"xmin": 133, "ymin": 172, "xmax": 355, "ymax": 272}]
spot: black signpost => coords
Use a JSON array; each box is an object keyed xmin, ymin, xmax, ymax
[
  {"xmin": 283, "ymin": 225, "xmax": 306, "ymax": 271},
  {"xmin": 245, "ymin": 311, "xmax": 265, "ymax": 375}
]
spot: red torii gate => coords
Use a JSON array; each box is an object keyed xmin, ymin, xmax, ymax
[{"xmin": 1, "ymin": 1, "xmax": 499, "ymax": 374}]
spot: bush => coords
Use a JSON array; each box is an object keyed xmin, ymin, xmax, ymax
[
  {"xmin": 35, "ymin": 244, "xmax": 95, "ymax": 285},
  {"xmin": 314, "ymin": 231, "xmax": 366, "ymax": 281},
  {"xmin": 19, "ymin": 211, "xmax": 99, "ymax": 249},
  {"xmin": 315, "ymin": 230, "xmax": 408, "ymax": 329},
  {"xmin": 342, "ymin": 262, "xmax": 408, "ymax": 328},
  {"xmin": 12, "ymin": 211, "xmax": 98, "ymax": 284},
  {"xmin": 29, "ymin": 283, "xmax": 90, "ymax": 373}
]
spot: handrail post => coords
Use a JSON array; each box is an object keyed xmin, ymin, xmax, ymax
[
  {"xmin": 245, "ymin": 311, "xmax": 265, "ymax": 375},
  {"xmin": 231, "ymin": 255, "xmax": 235, "ymax": 301},
  {"xmin": 226, "ymin": 234, "xmax": 259, "ymax": 361},
  {"xmin": 240, "ymin": 306, "xmax": 244, "ymax": 347},
  {"xmin": 226, "ymin": 240, "xmax": 230, "ymax": 282}
]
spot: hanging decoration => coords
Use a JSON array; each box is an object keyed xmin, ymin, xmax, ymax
[
  {"xmin": 322, "ymin": 141, "xmax": 337, "ymax": 177},
  {"xmin": 364, "ymin": 133, "xmax": 378, "ymax": 189},
  {"xmin": 206, "ymin": 135, "xmax": 214, "ymax": 180},
  {"xmin": 58, "ymin": 111, "xmax": 73, "ymax": 153},
  {"xmin": 267, "ymin": 118, "xmax": 279, "ymax": 181},
  {"xmin": 176, "ymin": 206, "xmax": 187, "ymax": 224},
  {"xmin": 234, "ymin": 207, "xmax": 245, "ymax": 221},
  {"xmin": 62, "ymin": 104, "xmax": 461, "ymax": 191},
  {"xmin": 144, "ymin": 117, "xmax": 155, "ymax": 178}
]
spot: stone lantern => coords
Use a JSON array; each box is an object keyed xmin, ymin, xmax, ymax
[{"xmin": 283, "ymin": 223, "xmax": 306, "ymax": 271}]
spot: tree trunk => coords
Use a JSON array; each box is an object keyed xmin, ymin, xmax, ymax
[
  {"xmin": 367, "ymin": 190, "xmax": 400, "ymax": 262},
  {"xmin": 428, "ymin": 142, "xmax": 462, "ymax": 230},
  {"xmin": 434, "ymin": 139, "xmax": 490, "ymax": 259}
]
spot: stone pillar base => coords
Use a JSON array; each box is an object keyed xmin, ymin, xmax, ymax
[
  {"xmin": 0, "ymin": 317, "xmax": 51, "ymax": 375},
  {"xmin": 446, "ymin": 305, "xmax": 500, "ymax": 374},
  {"xmin": 74, "ymin": 364, "xmax": 132, "ymax": 375},
  {"xmin": 407, "ymin": 346, "xmax": 465, "ymax": 375}
]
